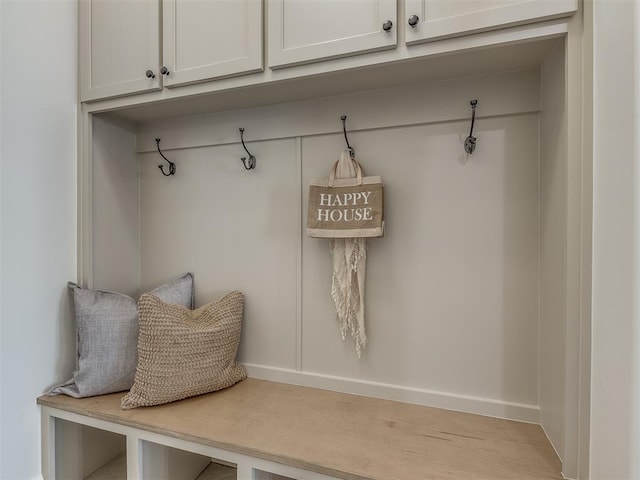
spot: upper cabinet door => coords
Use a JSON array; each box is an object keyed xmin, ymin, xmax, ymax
[
  {"xmin": 79, "ymin": 0, "xmax": 161, "ymax": 102},
  {"xmin": 404, "ymin": 0, "xmax": 578, "ymax": 44},
  {"xmin": 162, "ymin": 0, "xmax": 264, "ymax": 87},
  {"xmin": 268, "ymin": 0, "xmax": 397, "ymax": 69}
]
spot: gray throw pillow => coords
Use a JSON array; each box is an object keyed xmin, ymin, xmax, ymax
[{"xmin": 48, "ymin": 273, "xmax": 194, "ymax": 398}]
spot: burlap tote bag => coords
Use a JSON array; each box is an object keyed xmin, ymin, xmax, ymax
[{"xmin": 307, "ymin": 152, "xmax": 384, "ymax": 238}]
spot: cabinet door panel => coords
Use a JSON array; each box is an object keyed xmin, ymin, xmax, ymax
[
  {"xmin": 405, "ymin": 0, "xmax": 577, "ymax": 44},
  {"xmin": 163, "ymin": 0, "xmax": 263, "ymax": 87},
  {"xmin": 268, "ymin": 0, "xmax": 396, "ymax": 69},
  {"xmin": 79, "ymin": 0, "xmax": 161, "ymax": 101}
]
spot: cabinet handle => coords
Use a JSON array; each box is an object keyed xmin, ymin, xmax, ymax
[
  {"xmin": 145, "ymin": 69, "xmax": 156, "ymax": 79},
  {"xmin": 408, "ymin": 15, "xmax": 419, "ymax": 27},
  {"xmin": 382, "ymin": 20, "xmax": 393, "ymax": 32},
  {"xmin": 160, "ymin": 66, "xmax": 170, "ymax": 76}
]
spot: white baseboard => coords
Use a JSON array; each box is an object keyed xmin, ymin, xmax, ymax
[{"xmin": 243, "ymin": 364, "xmax": 540, "ymax": 424}]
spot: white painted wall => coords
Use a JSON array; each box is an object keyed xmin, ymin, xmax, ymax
[
  {"xmin": 92, "ymin": 116, "xmax": 139, "ymax": 298},
  {"xmin": 539, "ymin": 39, "xmax": 567, "ymax": 465},
  {"xmin": 0, "ymin": 1, "xmax": 77, "ymax": 479},
  {"xmin": 0, "ymin": 0, "xmax": 4, "ymax": 474},
  {"xmin": 591, "ymin": 0, "xmax": 640, "ymax": 478}
]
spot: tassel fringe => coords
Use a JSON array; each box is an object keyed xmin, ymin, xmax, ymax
[{"xmin": 329, "ymin": 150, "xmax": 368, "ymax": 358}]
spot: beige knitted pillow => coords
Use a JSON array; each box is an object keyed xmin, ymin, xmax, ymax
[{"xmin": 121, "ymin": 291, "xmax": 247, "ymax": 409}]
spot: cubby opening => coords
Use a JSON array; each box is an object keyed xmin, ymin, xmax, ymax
[
  {"xmin": 252, "ymin": 471, "xmax": 295, "ymax": 480},
  {"xmin": 140, "ymin": 441, "xmax": 236, "ymax": 480},
  {"xmin": 53, "ymin": 419, "xmax": 125, "ymax": 480},
  {"xmin": 196, "ymin": 462, "xmax": 236, "ymax": 480}
]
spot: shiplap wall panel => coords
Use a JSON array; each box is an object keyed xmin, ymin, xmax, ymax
[
  {"xmin": 301, "ymin": 115, "xmax": 539, "ymax": 407},
  {"xmin": 138, "ymin": 139, "xmax": 300, "ymax": 369}
]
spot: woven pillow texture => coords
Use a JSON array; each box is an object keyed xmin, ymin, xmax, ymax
[
  {"xmin": 121, "ymin": 291, "xmax": 247, "ymax": 409},
  {"xmin": 48, "ymin": 273, "xmax": 194, "ymax": 398}
]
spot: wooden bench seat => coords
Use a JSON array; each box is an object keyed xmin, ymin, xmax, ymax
[{"xmin": 38, "ymin": 378, "xmax": 562, "ymax": 480}]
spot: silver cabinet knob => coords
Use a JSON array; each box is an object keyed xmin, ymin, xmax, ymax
[
  {"xmin": 145, "ymin": 69, "xmax": 155, "ymax": 79},
  {"xmin": 382, "ymin": 20, "xmax": 393, "ymax": 32},
  {"xmin": 160, "ymin": 66, "xmax": 170, "ymax": 76},
  {"xmin": 408, "ymin": 14, "xmax": 419, "ymax": 27}
]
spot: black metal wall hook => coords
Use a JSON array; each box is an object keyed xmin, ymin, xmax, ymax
[
  {"xmin": 156, "ymin": 138, "xmax": 176, "ymax": 176},
  {"xmin": 239, "ymin": 128, "xmax": 256, "ymax": 170},
  {"xmin": 341, "ymin": 115, "xmax": 355, "ymax": 157},
  {"xmin": 464, "ymin": 100, "xmax": 478, "ymax": 155}
]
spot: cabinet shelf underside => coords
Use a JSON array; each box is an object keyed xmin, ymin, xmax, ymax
[{"xmin": 97, "ymin": 37, "xmax": 561, "ymax": 124}]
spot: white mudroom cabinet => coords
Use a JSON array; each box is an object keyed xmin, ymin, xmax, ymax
[
  {"xmin": 267, "ymin": 0, "xmax": 398, "ymax": 68},
  {"xmin": 48, "ymin": 1, "xmax": 592, "ymax": 479},
  {"xmin": 79, "ymin": 0, "xmax": 263, "ymax": 100},
  {"xmin": 267, "ymin": 0, "xmax": 574, "ymax": 67},
  {"xmin": 404, "ymin": 0, "xmax": 577, "ymax": 43}
]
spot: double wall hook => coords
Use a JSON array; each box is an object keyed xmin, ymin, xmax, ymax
[
  {"xmin": 156, "ymin": 138, "xmax": 176, "ymax": 176},
  {"xmin": 341, "ymin": 115, "xmax": 355, "ymax": 158},
  {"xmin": 464, "ymin": 100, "xmax": 478, "ymax": 155},
  {"xmin": 239, "ymin": 128, "xmax": 256, "ymax": 170}
]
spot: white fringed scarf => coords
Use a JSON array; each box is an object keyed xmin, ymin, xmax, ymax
[{"xmin": 330, "ymin": 150, "xmax": 367, "ymax": 357}]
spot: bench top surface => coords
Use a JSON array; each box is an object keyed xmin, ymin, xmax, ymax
[{"xmin": 38, "ymin": 378, "xmax": 561, "ymax": 480}]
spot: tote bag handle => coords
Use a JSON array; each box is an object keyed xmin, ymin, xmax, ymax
[{"xmin": 328, "ymin": 157, "xmax": 363, "ymax": 187}]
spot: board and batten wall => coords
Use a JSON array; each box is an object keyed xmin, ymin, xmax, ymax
[
  {"xmin": 90, "ymin": 61, "xmax": 581, "ymax": 470},
  {"xmin": 92, "ymin": 67, "xmax": 567, "ymax": 426}
]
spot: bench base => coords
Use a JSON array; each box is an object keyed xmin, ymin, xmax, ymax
[{"xmin": 38, "ymin": 378, "xmax": 562, "ymax": 480}]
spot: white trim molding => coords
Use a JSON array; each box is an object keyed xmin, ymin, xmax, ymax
[{"xmin": 244, "ymin": 364, "xmax": 540, "ymax": 423}]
